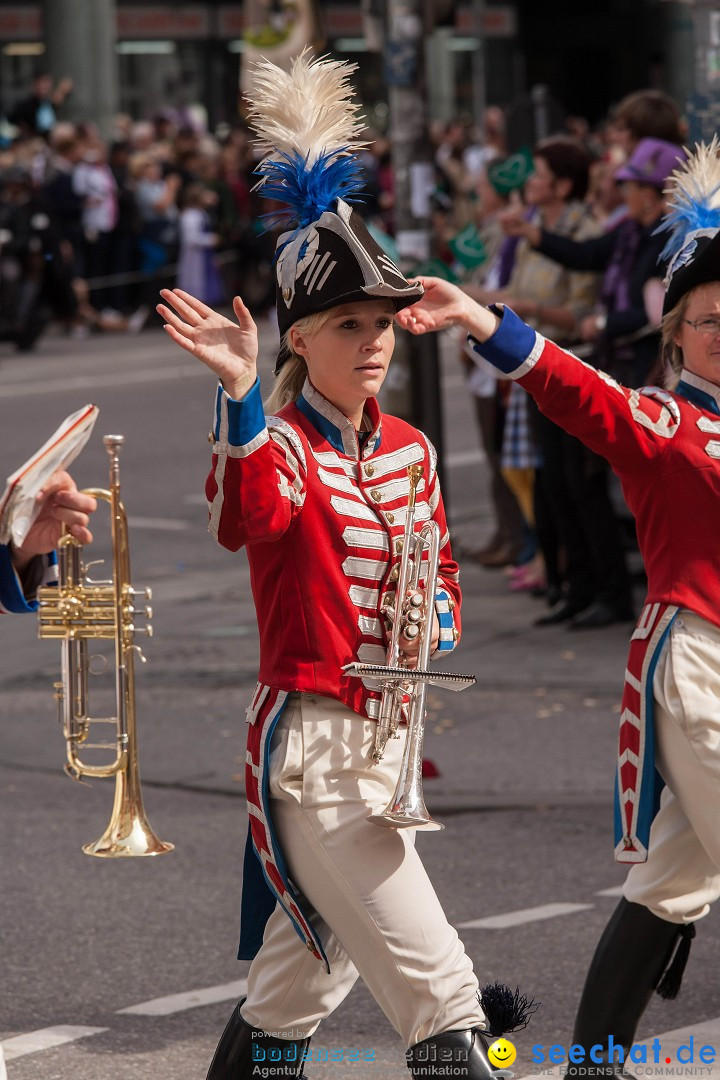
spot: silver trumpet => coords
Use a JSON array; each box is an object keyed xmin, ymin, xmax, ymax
[{"xmin": 344, "ymin": 464, "xmax": 475, "ymax": 831}]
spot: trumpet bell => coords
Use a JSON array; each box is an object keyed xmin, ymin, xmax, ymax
[
  {"xmin": 367, "ymin": 807, "xmax": 444, "ymax": 831},
  {"xmin": 83, "ymin": 770, "xmax": 174, "ymax": 857}
]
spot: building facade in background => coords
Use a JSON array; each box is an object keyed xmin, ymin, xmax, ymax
[{"xmin": 0, "ymin": 1, "xmax": 709, "ymax": 138}]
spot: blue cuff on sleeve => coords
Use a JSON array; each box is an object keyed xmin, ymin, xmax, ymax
[
  {"xmin": 0, "ymin": 543, "xmax": 35, "ymax": 614},
  {"xmin": 434, "ymin": 587, "xmax": 456, "ymax": 652},
  {"xmin": 213, "ymin": 376, "xmax": 267, "ymax": 449},
  {"xmin": 467, "ymin": 305, "xmax": 540, "ymax": 378}
]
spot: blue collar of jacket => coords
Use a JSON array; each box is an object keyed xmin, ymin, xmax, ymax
[
  {"xmin": 676, "ymin": 369, "xmax": 720, "ymax": 417},
  {"xmin": 295, "ymin": 378, "xmax": 382, "ymax": 458}
]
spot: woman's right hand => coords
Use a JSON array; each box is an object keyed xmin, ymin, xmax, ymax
[
  {"xmin": 395, "ymin": 276, "xmax": 500, "ymax": 343},
  {"xmin": 157, "ymin": 289, "xmax": 259, "ymax": 400}
]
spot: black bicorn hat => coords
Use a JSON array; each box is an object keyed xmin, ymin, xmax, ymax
[
  {"xmin": 657, "ymin": 137, "xmax": 720, "ymax": 315},
  {"xmin": 244, "ymin": 51, "xmax": 424, "ymax": 364},
  {"xmin": 274, "ymin": 197, "xmax": 423, "ymax": 338}
]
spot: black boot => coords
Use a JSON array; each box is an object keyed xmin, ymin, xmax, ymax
[
  {"xmin": 564, "ymin": 899, "xmax": 696, "ymax": 1080},
  {"xmin": 206, "ymin": 1001, "xmax": 311, "ymax": 1079},
  {"xmin": 407, "ymin": 1027, "xmax": 499, "ymax": 1079}
]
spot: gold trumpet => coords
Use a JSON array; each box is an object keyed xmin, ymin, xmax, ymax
[
  {"xmin": 344, "ymin": 464, "xmax": 476, "ymax": 831},
  {"xmin": 37, "ymin": 435, "xmax": 173, "ymax": 858}
]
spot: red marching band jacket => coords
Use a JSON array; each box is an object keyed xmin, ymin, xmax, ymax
[
  {"xmin": 206, "ymin": 376, "xmax": 461, "ymax": 968},
  {"xmin": 470, "ymin": 306, "xmax": 720, "ymax": 865}
]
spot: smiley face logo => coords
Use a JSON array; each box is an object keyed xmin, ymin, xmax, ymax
[{"xmin": 488, "ymin": 1038, "xmax": 517, "ymax": 1068}]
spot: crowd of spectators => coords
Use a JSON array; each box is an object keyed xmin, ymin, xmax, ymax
[
  {"xmin": 0, "ymin": 74, "xmax": 693, "ymax": 631},
  {"xmin": 437, "ymin": 89, "xmax": 689, "ymax": 630},
  {"xmin": 0, "ymin": 75, "xmax": 282, "ymax": 350}
]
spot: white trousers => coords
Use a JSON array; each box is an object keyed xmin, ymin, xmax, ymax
[
  {"xmin": 624, "ymin": 611, "xmax": 720, "ymax": 923},
  {"xmin": 241, "ymin": 693, "xmax": 484, "ymax": 1047}
]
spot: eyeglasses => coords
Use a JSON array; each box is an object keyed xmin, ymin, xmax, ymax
[{"xmin": 684, "ymin": 318, "xmax": 720, "ymax": 335}]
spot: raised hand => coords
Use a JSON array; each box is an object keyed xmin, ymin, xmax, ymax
[
  {"xmin": 157, "ymin": 289, "xmax": 259, "ymax": 400},
  {"xmin": 395, "ymin": 276, "xmax": 500, "ymax": 341},
  {"xmin": 498, "ymin": 207, "xmax": 540, "ymax": 245},
  {"xmin": 11, "ymin": 471, "xmax": 97, "ymax": 570}
]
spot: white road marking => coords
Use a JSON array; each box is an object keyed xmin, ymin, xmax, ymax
[
  {"xmin": 116, "ymin": 977, "xmax": 248, "ymax": 1016},
  {"xmin": 0, "ymin": 343, "xmax": 176, "ymax": 386},
  {"xmin": 0, "ymin": 363, "xmax": 206, "ymax": 398},
  {"xmin": 518, "ymin": 1016, "xmax": 720, "ymax": 1080},
  {"xmin": 127, "ymin": 516, "xmax": 190, "ymax": 531},
  {"xmin": 458, "ymin": 902, "xmax": 594, "ymax": 930},
  {"xmin": 596, "ymin": 884, "xmax": 625, "ymax": 897},
  {"xmin": 2, "ymin": 1025, "xmax": 108, "ymax": 1061}
]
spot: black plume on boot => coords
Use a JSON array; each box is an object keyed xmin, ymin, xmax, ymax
[
  {"xmin": 479, "ymin": 983, "xmax": 539, "ymax": 1036},
  {"xmin": 407, "ymin": 981, "xmax": 538, "ymax": 1077},
  {"xmin": 407, "ymin": 1027, "xmax": 499, "ymax": 1079},
  {"xmin": 564, "ymin": 899, "xmax": 696, "ymax": 1080},
  {"xmin": 206, "ymin": 1001, "xmax": 311, "ymax": 1079}
]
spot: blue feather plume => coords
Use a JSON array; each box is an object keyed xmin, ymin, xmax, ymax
[
  {"xmin": 657, "ymin": 138, "xmax": 720, "ymax": 264},
  {"xmin": 659, "ymin": 184, "xmax": 720, "ymax": 262},
  {"xmin": 255, "ymin": 147, "xmax": 365, "ymax": 231}
]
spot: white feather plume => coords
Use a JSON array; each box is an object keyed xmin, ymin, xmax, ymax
[
  {"xmin": 660, "ymin": 136, "xmax": 720, "ymax": 268},
  {"xmin": 246, "ymin": 49, "xmax": 366, "ymax": 167}
]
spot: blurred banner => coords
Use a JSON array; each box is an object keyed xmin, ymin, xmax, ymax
[{"xmin": 241, "ymin": 0, "xmax": 323, "ymax": 97}]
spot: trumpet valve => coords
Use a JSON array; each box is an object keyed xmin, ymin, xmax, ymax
[
  {"xmin": 124, "ymin": 603, "xmax": 153, "ymax": 619},
  {"xmin": 59, "ymin": 595, "xmax": 82, "ymax": 617},
  {"xmin": 402, "ymin": 623, "xmax": 420, "ymax": 640},
  {"xmin": 128, "ymin": 586, "xmax": 153, "ymax": 601}
]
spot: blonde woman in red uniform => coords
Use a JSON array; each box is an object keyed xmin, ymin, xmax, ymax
[{"xmin": 158, "ymin": 53, "xmax": 533, "ymax": 1080}]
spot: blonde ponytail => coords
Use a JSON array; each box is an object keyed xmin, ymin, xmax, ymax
[
  {"xmin": 264, "ymin": 307, "xmax": 338, "ymax": 414},
  {"xmin": 264, "ymin": 354, "xmax": 308, "ymax": 414}
]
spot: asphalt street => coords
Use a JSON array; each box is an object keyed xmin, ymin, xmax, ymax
[{"xmin": 1, "ymin": 320, "xmax": 718, "ymax": 1080}]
